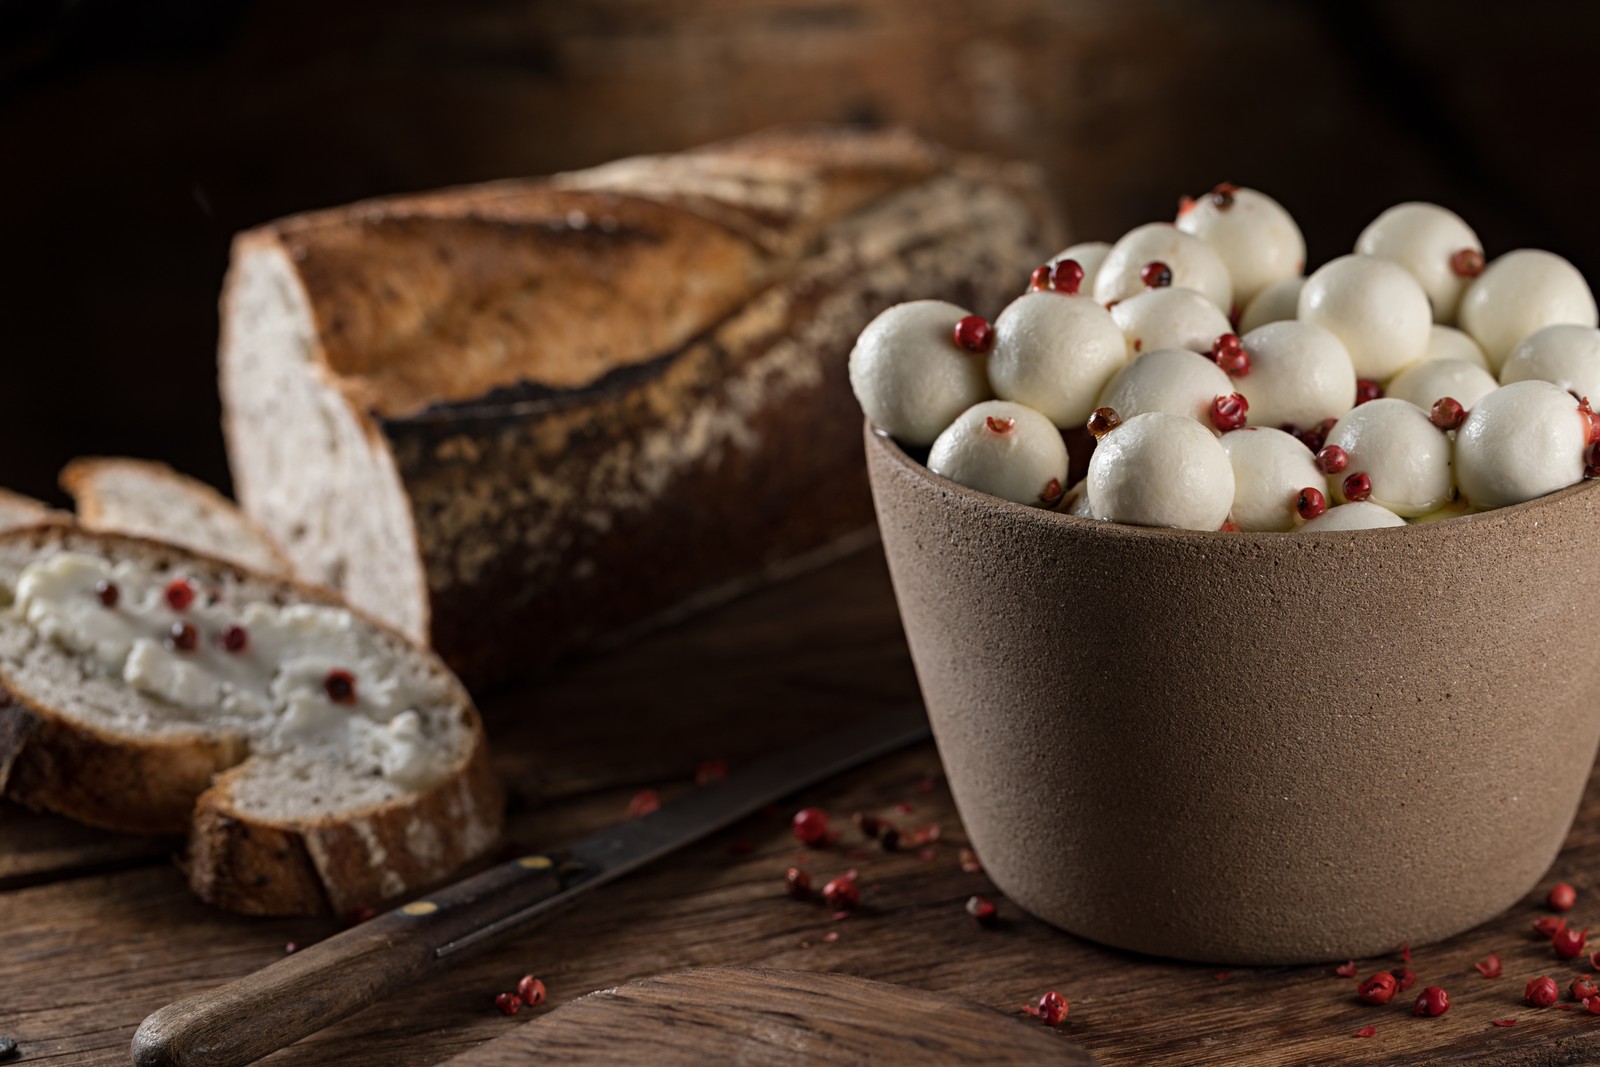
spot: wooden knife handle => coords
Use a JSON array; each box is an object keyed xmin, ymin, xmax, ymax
[{"xmin": 131, "ymin": 854, "xmax": 571, "ymax": 1067}]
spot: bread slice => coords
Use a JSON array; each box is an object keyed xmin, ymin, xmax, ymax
[
  {"xmin": 0, "ymin": 525, "xmax": 502, "ymax": 915},
  {"xmin": 61, "ymin": 457, "xmax": 292, "ymax": 577},
  {"xmin": 0, "ymin": 488, "xmax": 68, "ymax": 531},
  {"xmin": 220, "ymin": 125, "xmax": 1060, "ymax": 684}
]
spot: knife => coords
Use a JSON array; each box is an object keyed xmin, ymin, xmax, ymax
[{"xmin": 131, "ymin": 702, "xmax": 931, "ymax": 1067}]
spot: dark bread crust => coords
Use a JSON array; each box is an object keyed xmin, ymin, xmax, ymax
[
  {"xmin": 0, "ymin": 697, "xmax": 29, "ymax": 787},
  {"xmin": 0, "ymin": 694, "xmax": 245, "ymax": 834},
  {"xmin": 223, "ymin": 126, "xmax": 1063, "ymax": 685},
  {"xmin": 0, "ymin": 524, "xmax": 504, "ymax": 914},
  {"xmin": 256, "ymin": 189, "xmax": 767, "ymax": 419},
  {"xmin": 183, "ymin": 805, "xmax": 333, "ymax": 914},
  {"xmin": 250, "ymin": 126, "xmax": 952, "ymax": 418}
]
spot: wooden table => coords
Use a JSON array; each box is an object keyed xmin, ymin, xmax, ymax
[{"xmin": 6, "ymin": 546, "xmax": 1600, "ymax": 1066}]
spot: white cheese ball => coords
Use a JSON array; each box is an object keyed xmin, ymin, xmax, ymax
[
  {"xmin": 1324, "ymin": 398, "xmax": 1454, "ymax": 517},
  {"xmin": 1064, "ymin": 479, "xmax": 1097, "ymax": 520},
  {"xmin": 1096, "ymin": 348, "xmax": 1233, "ymax": 426},
  {"xmin": 1459, "ymin": 250, "xmax": 1599, "ymax": 372},
  {"xmin": 1298, "ymin": 255, "xmax": 1432, "ymax": 381},
  {"xmin": 1410, "ymin": 499, "xmax": 1478, "ymax": 524},
  {"xmin": 1419, "ymin": 325, "xmax": 1490, "ymax": 371},
  {"xmin": 1235, "ymin": 321, "xmax": 1357, "ymax": 431},
  {"xmin": 1354, "ymin": 202, "xmax": 1482, "ymax": 323},
  {"xmin": 1385, "ymin": 359, "xmax": 1498, "ymax": 413},
  {"xmin": 1175, "ymin": 187, "xmax": 1304, "ymax": 305},
  {"xmin": 1048, "ymin": 241, "xmax": 1113, "ymax": 294},
  {"xmin": 849, "ymin": 300, "xmax": 992, "ymax": 445},
  {"xmin": 1238, "ymin": 276, "xmax": 1305, "ymax": 334},
  {"xmin": 1092, "ymin": 223, "xmax": 1234, "ymax": 312},
  {"xmin": 1086, "ymin": 412, "xmax": 1235, "ymax": 530},
  {"xmin": 1297, "ymin": 501, "xmax": 1407, "ymax": 532},
  {"xmin": 1110, "ymin": 288, "xmax": 1233, "ymax": 357},
  {"xmin": 1220, "ymin": 427, "xmax": 1324, "ymax": 532},
  {"xmin": 1500, "ymin": 324, "xmax": 1600, "ymax": 404},
  {"xmin": 990, "ymin": 291, "xmax": 1129, "ymax": 428},
  {"xmin": 1454, "ymin": 380, "xmax": 1588, "ymax": 508},
  {"xmin": 927, "ymin": 401, "xmax": 1070, "ymax": 507}
]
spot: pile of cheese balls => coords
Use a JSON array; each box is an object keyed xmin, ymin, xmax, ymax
[{"xmin": 849, "ymin": 184, "xmax": 1600, "ymax": 531}]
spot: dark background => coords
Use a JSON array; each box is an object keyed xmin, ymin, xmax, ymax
[{"xmin": 1, "ymin": 0, "xmax": 1594, "ymax": 504}]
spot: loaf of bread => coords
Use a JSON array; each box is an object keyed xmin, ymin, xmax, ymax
[
  {"xmin": 219, "ymin": 126, "xmax": 1060, "ymax": 684},
  {"xmin": 62, "ymin": 457, "xmax": 292, "ymax": 576},
  {"xmin": 0, "ymin": 525, "xmax": 501, "ymax": 915}
]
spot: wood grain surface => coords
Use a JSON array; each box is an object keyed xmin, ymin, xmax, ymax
[
  {"xmin": 446, "ymin": 967, "xmax": 1094, "ymax": 1066},
  {"xmin": 6, "ymin": 547, "xmax": 1600, "ymax": 1066}
]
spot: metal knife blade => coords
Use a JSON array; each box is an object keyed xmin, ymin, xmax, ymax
[
  {"xmin": 132, "ymin": 701, "xmax": 932, "ymax": 1067},
  {"xmin": 438, "ymin": 698, "xmax": 930, "ymax": 956}
]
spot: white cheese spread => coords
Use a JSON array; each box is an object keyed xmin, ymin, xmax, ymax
[{"xmin": 12, "ymin": 553, "xmax": 442, "ymax": 790}]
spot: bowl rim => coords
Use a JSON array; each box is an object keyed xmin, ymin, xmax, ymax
[{"xmin": 865, "ymin": 417, "xmax": 1600, "ymax": 543}]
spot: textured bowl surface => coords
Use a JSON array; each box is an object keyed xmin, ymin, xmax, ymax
[{"xmin": 866, "ymin": 422, "xmax": 1600, "ymax": 965}]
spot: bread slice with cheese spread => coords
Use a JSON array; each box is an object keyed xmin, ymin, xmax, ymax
[
  {"xmin": 61, "ymin": 457, "xmax": 292, "ymax": 578},
  {"xmin": 0, "ymin": 524, "xmax": 501, "ymax": 915}
]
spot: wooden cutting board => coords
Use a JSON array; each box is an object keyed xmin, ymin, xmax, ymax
[{"xmin": 444, "ymin": 967, "xmax": 1093, "ymax": 1065}]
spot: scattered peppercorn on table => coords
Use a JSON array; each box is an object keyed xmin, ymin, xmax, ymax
[{"xmin": 5, "ymin": 547, "xmax": 1600, "ymax": 1065}]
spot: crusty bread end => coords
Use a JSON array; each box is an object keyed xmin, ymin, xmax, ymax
[
  {"xmin": 0, "ymin": 489, "xmax": 69, "ymax": 533},
  {"xmin": 186, "ymin": 731, "xmax": 501, "ymax": 914},
  {"xmin": 61, "ymin": 457, "xmax": 294, "ymax": 577}
]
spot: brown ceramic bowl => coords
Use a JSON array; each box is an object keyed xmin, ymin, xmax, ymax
[{"xmin": 866, "ymin": 422, "xmax": 1600, "ymax": 965}]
